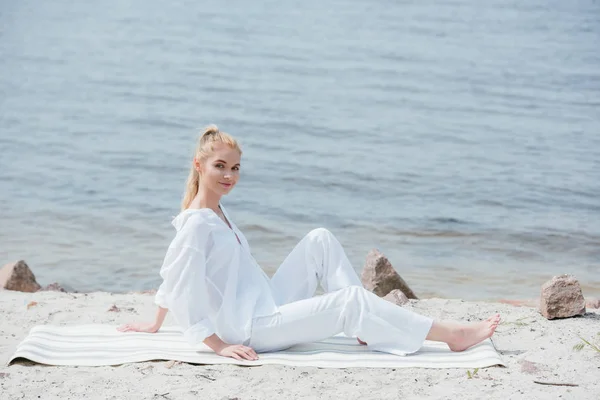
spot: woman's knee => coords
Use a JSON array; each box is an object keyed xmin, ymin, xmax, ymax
[
  {"xmin": 307, "ymin": 227, "xmax": 332, "ymax": 241},
  {"xmin": 338, "ymin": 285, "xmax": 368, "ymax": 304}
]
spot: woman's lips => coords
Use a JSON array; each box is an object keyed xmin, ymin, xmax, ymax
[{"xmin": 219, "ymin": 182, "xmax": 232, "ymax": 188}]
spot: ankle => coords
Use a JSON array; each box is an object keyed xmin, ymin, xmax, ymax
[{"xmin": 450, "ymin": 326, "xmax": 465, "ymax": 341}]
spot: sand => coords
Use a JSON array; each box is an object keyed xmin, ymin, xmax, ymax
[{"xmin": 1, "ymin": 290, "xmax": 598, "ymax": 400}]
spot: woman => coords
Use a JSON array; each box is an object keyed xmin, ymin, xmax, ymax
[{"xmin": 118, "ymin": 125, "xmax": 500, "ymax": 361}]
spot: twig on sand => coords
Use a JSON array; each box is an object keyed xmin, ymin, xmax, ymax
[
  {"xmin": 533, "ymin": 381, "xmax": 579, "ymax": 387},
  {"xmin": 196, "ymin": 373, "xmax": 216, "ymax": 381}
]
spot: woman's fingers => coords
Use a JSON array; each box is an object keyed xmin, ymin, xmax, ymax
[
  {"xmin": 246, "ymin": 348, "xmax": 258, "ymax": 359},
  {"xmin": 239, "ymin": 346, "xmax": 258, "ymax": 360},
  {"xmin": 233, "ymin": 347, "xmax": 252, "ymax": 360},
  {"xmin": 117, "ymin": 324, "xmax": 145, "ymax": 333},
  {"xmin": 221, "ymin": 345, "xmax": 259, "ymax": 361},
  {"xmin": 235, "ymin": 348, "xmax": 252, "ymax": 360}
]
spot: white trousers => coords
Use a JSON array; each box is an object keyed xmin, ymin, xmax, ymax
[{"xmin": 248, "ymin": 228, "xmax": 434, "ymax": 356}]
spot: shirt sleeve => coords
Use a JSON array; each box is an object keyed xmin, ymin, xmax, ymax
[
  {"xmin": 154, "ymin": 281, "xmax": 168, "ymax": 308},
  {"xmin": 157, "ymin": 245, "xmax": 215, "ymax": 345}
]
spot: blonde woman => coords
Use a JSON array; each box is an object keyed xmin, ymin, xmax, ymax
[{"xmin": 118, "ymin": 125, "xmax": 500, "ymax": 361}]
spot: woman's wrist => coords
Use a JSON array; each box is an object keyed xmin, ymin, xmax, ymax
[{"xmin": 204, "ymin": 333, "xmax": 227, "ymax": 352}]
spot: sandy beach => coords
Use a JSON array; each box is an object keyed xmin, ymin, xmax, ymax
[{"xmin": 1, "ymin": 290, "xmax": 598, "ymax": 400}]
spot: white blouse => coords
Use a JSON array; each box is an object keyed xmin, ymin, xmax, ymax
[{"xmin": 155, "ymin": 204, "xmax": 279, "ymax": 347}]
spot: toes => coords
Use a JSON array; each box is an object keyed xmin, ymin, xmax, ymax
[{"xmin": 487, "ymin": 314, "xmax": 501, "ymax": 324}]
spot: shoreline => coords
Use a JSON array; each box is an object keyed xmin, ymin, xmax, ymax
[
  {"xmin": 1, "ymin": 290, "xmax": 599, "ymax": 399},
  {"xmin": 17, "ymin": 277, "xmax": 600, "ymax": 308}
]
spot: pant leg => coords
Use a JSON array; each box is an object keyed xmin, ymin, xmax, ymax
[
  {"xmin": 269, "ymin": 228, "xmax": 363, "ymax": 306},
  {"xmin": 249, "ymin": 286, "xmax": 433, "ymax": 356}
]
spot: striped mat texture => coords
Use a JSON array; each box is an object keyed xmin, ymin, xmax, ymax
[{"xmin": 9, "ymin": 325, "xmax": 505, "ymax": 369}]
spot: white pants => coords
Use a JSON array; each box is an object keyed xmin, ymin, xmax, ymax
[{"xmin": 248, "ymin": 228, "xmax": 434, "ymax": 356}]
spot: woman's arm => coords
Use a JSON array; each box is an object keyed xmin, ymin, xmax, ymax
[
  {"xmin": 117, "ymin": 309, "xmax": 258, "ymax": 360},
  {"xmin": 154, "ymin": 306, "xmax": 168, "ymax": 329}
]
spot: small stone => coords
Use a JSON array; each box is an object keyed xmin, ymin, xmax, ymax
[
  {"xmin": 539, "ymin": 274, "xmax": 586, "ymax": 319},
  {"xmin": 383, "ymin": 289, "xmax": 409, "ymax": 306},
  {"xmin": 40, "ymin": 282, "xmax": 67, "ymax": 292},
  {"xmin": 164, "ymin": 360, "xmax": 181, "ymax": 369},
  {"xmin": 108, "ymin": 305, "xmax": 120, "ymax": 312},
  {"xmin": 360, "ymin": 249, "xmax": 417, "ymax": 298},
  {"xmin": 0, "ymin": 260, "xmax": 41, "ymax": 292}
]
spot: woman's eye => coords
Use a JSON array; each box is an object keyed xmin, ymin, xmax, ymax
[
  {"xmin": 233, "ymin": 166, "xmax": 239, "ymax": 171},
  {"xmin": 215, "ymin": 164, "xmax": 224, "ymax": 168}
]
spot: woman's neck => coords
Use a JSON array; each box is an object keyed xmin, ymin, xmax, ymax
[{"xmin": 191, "ymin": 188, "xmax": 221, "ymax": 212}]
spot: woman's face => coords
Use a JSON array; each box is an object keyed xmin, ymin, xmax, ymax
[{"xmin": 196, "ymin": 143, "xmax": 241, "ymax": 196}]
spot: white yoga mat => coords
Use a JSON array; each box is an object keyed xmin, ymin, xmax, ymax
[{"xmin": 9, "ymin": 325, "xmax": 505, "ymax": 369}]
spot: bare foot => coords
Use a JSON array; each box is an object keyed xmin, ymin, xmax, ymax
[
  {"xmin": 447, "ymin": 314, "xmax": 501, "ymax": 352},
  {"xmin": 357, "ymin": 337, "xmax": 367, "ymax": 345}
]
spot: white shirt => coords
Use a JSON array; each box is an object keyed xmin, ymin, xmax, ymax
[{"xmin": 155, "ymin": 204, "xmax": 279, "ymax": 347}]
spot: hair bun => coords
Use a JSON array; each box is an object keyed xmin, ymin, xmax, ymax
[{"xmin": 200, "ymin": 124, "xmax": 220, "ymax": 141}]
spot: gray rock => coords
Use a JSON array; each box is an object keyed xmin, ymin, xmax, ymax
[
  {"xmin": 360, "ymin": 249, "xmax": 417, "ymax": 299},
  {"xmin": 539, "ymin": 274, "xmax": 586, "ymax": 319},
  {"xmin": 383, "ymin": 289, "xmax": 409, "ymax": 306},
  {"xmin": 0, "ymin": 260, "xmax": 41, "ymax": 293}
]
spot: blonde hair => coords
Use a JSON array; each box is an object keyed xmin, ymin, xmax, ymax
[{"xmin": 181, "ymin": 125, "xmax": 242, "ymax": 210}]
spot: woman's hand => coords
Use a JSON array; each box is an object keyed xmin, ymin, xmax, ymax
[
  {"xmin": 117, "ymin": 322, "xmax": 160, "ymax": 333},
  {"xmin": 215, "ymin": 344, "xmax": 259, "ymax": 361}
]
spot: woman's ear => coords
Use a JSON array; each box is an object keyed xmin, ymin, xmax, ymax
[{"xmin": 193, "ymin": 157, "xmax": 202, "ymax": 174}]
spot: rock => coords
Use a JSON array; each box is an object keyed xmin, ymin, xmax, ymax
[
  {"xmin": 586, "ymin": 297, "xmax": 600, "ymax": 309},
  {"xmin": 383, "ymin": 289, "xmax": 409, "ymax": 306},
  {"xmin": 539, "ymin": 274, "xmax": 586, "ymax": 319},
  {"xmin": 360, "ymin": 249, "xmax": 418, "ymax": 299},
  {"xmin": 0, "ymin": 260, "xmax": 41, "ymax": 292}
]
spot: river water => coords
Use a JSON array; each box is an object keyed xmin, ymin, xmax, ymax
[{"xmin": 1, "ymin": 0, "xmax": 599, "ymax": 300}]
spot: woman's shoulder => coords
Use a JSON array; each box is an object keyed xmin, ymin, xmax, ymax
[
  {"xmin": 172, "ymin": 208, "xmax": 220, "ymax": 231},
  {"xmin": 169, "ymin": 209, "xmax": 224, "ymax": 246}
]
